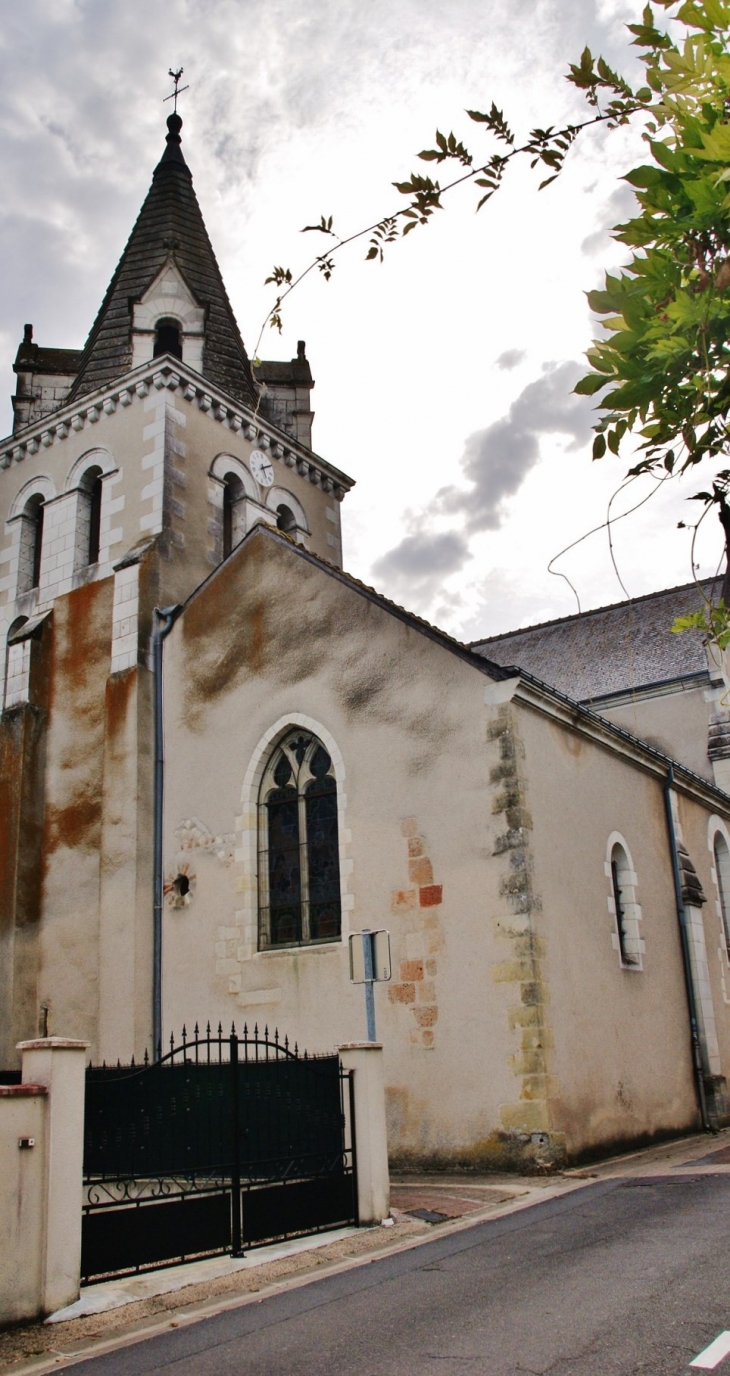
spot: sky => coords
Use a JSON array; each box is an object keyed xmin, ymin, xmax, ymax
[{"xmin": 0, "ymin": 0, "xmax": 724, "ymax": 641}]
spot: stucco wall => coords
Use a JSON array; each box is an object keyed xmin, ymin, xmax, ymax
[
  {"xmin": 599, "ymin": 685, "xmax": 712, "ymax": 782},
  {"xmin": 159, "ymin": 529, "xmax": 728, "ymax": 1165},
  {"xmin": 522, "ymin": 707, "xmax": 701, "ymax": 1155}
]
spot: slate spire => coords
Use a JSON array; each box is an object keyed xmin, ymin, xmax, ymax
[{"xmin": 68, "ymin": 112, "xmax": 258, "ymax": 408}]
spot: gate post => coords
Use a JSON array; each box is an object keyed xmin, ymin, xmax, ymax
[
  {"xmin": 18, "ymin": 1037, "xmax": 88, "ymax": 1316},
  {"xmin": 338, "ymin": 1043, "xmax": 389, "ymax": 1225}
]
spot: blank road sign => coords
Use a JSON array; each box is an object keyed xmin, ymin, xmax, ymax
[{"xmin": 349, "ymin": 930, "xmax": 392, "ymax": 983}]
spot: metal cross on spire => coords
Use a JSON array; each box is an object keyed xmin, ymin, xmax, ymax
[{"xmin": 164, "ymin": 68, "xmax": 189, "ymax": 113}]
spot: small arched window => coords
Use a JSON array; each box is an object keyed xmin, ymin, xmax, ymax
[
  {"xmin": 3, "ymin": 617, "xmax": 29, "ymax": 710},
  {"xmin": 20, "ymin": 494, "xmax": 45, "ymax": 592},
  {"xmin": 258, "ymin": 729, "xmax": 342, "ymax": 949},
  {"xmin": 276, "ymin": 504, "xmax": 297, "ymax": 534},
  {"xmin": 610, "ymin": 842, "xmax": 641, "ymax": 968},
  {"xmin": 79, "ymin": 465, "xmax": 103, "ymax": 566},
  {"xmin": 222, "ymin": 472, "xmax": 245, "ymax": 558},
  {"xmin": 153, "ymin": 317, "xmax": 183, "ymax": 360},
  {"xmin": 714, "ymin": 832, "xmax": 730, "ymax": 957}
]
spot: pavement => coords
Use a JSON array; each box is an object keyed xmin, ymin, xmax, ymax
[{"xmin": 1, "ymin": 1128, "xmax": 729, "ymax": 1375}]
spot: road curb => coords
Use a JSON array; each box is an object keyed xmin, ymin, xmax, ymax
[{"xmin": 1, "ymin": 1179, "xmax": 597, "ymax": 1376}]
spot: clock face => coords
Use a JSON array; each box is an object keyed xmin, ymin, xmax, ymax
[{"xmin": 250, "ymin": 449, "xmax": 274, "ymax": 488}]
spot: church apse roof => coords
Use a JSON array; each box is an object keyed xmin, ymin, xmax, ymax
[
  {"xmin": 67, "ymin": 112, "xmax": 258, "ymax": 410},
  {"xmin": 470, "ymin": 579, "xmax": 719, "ymax": 702}
]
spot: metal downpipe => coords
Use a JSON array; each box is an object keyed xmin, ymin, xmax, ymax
[
  {"xmin": 663, "ymin": 766, "xmax": 711, "ymax": 1132},
  {"xmin": 153, "ymin": 605, "xmax": 181, "ymax": 1059}
]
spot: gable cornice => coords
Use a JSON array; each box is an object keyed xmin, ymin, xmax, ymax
[{"xmin": 1, "ymin": 356, "xmax": 354, "ymax": 499}]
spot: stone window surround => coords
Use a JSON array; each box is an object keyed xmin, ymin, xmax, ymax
[
  {"xmin": 708, "ymin": 814, "xmax": 730, "ymax": 1001},
  {"xmin": 6, "ymin": 452, "xmax": 120, "ymax": 603},
  {"xmin": 208, "ymin": 456, "xmax": 311, "ymax": 556},
  {"xmin": 2, "ymin": 610, "xmax": 51, "ymax": 710},
  {"xmin": 604, "ymin": 831, "xmax": 644, "ymax": 971},
  {"xmin": 257, "ymin": 727, "xmax": 342, "ymax": 951},
  {"xmin": 64, "ymin": 448, "xmax": 119, "ymax": 575},
  {"xmin": 7, "ymin": 476, "xmax": 56, "ymax": 601},
  {"xmin": 219, "ymin": 715, "xmax": 354, "ymax": 996},
  {"xmin": 131, "ymin": 259, "xmax": 206, "ymax": 373}
]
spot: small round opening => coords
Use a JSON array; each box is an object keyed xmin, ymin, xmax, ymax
[{"xmin": 174, "ymin": 873, "xmax": 190, "ymax": 898}]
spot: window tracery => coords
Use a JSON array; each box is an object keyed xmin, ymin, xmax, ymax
[{"xmin": 258, "ymin": 729, "xmax": 342, "ymax": 949}]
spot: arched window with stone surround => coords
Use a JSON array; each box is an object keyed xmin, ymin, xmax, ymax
[
  {"xmin": 18, "ymin": 493, "xmax": 45, "ymax": 593},
  {"xmin": 607, "ymin": 836, "xmax": 643, "ymax": 969},
  {"xmin": 76, "ymin": 464, "xmax": 104, "ymax": 567},
  {"xmin": 276, "ymin": 503, "xmax": 297, "ymax": 534},
  {"xmin": 3, "ymin": 617, "xmax": 29, "ymax": 710},
  {"xmin": 258, "ymin": 729, "xmax": 342, "ymax": 950},
  {"xmin": 714, "ymin": 831, "xmax": 730, "ymax": 957},
  {"xmin": 222, "ymin": 471, "xmax": 245, "ymax": 558}
]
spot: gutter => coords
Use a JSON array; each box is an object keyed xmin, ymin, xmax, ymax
[
  {"xmin": 663, "ymin": 766, "xmax": 711, "ymax": 1132},
  {"xmin": 152, "ymin": 604, "xmax": 181, "ymax": 1059}
]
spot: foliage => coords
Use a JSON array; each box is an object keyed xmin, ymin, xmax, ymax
[
  {"xmin": 254, "ymin": 66, "xmax": 645, "ymax": 352},
  {"xmin": 575, "ymin": 5, "xmax": 730, "ymax": 483},
  {"xmin": 673, "ymin": 598, "xmax": 730, "ymax": 645},
  {"xmin": 256, "ymin": 1, "xmax": 730, "ymax": 634}
]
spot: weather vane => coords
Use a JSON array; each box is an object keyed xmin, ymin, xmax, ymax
[{"xmin": 164, "ymin": 68, "xmax": 189, "ymax": 113}]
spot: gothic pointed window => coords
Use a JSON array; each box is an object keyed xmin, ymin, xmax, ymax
[
  {"xmin": 153, "ymin": 317, "xmax": 183, "ymax": 360},
  {"xmin": 258, "ymin": 730, "xmax": 342, "ymax": 949}
]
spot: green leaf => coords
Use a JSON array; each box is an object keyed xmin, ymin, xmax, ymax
[{"xmin": 575, "ymin": 372, "xmax": 610, "ymax": 395}]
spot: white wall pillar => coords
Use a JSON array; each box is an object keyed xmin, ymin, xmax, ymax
[
  {"xmin": 339, "ymin": 1042, "xmax": 389, "ymax": 1226},
  {"xmin": 0, "ymin": 1084, "xmax": 47, "ymax": 1324},
  {"xmin": 19, "ymin": 1036, "xmax": 88, "ymax": 1315}
]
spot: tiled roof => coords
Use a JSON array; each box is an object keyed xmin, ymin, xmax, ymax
[
  {"xmin": 67, "ymin": 114, "xmax": 257, "ymax": 409},
  {"xmin": 470, "ymin": 580, "xmax": 720, "ymax": 700}
]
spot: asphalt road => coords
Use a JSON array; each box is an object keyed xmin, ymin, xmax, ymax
[{"xmin": 70, "ymin": 1173, "xmax": 730, "ymax": 1375}]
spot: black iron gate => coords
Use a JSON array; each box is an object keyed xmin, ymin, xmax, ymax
[{"xmin": 82, "ymin": 1024, "xmax": 358, "ymax": 1283}]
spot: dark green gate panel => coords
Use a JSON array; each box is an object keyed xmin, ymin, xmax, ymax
[
  {"xmin": 81, "ymin": 1191, "xmax": 231, "ymax": 1281},
  {"xmin": 242, "ymin": 1173, "xmax": 357, "ymax": 1247},
  {"xmin": 82, "ymin": 1029, "xmax": 357, "ymax": 1282}
]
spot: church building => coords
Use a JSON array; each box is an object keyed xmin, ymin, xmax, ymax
[{"xmin": 3, "ymin": 110, "xmax": 730, "ymax": 1170}]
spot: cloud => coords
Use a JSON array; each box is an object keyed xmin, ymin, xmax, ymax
[
  {"xmin": 438, "ymin": 360, "xmax": 593, "ymax": 533},
  {"xmin": 372, "ymin": 529, "xmax": 471, "ymax": 611},
  {"xmin": 369, "ymin": 361, "xmax": 594, "ymax": 618},
  {"xmin": 496, "ymin": 348, "xmax": 526, "ymax": 371},
  {"xmin": 581, "ymin": 182, "xmax": 638, "ymax": 256}
]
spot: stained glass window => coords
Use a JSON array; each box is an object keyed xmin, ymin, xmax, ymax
[{"xmin": 258, "ymin": 730, "xmax": 342, "ymax": 949}]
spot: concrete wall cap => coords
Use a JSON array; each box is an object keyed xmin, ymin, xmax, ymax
[
  {"xmin": 16, "ymin": 1038, "xmax": 90, "ymax": 1051},
  {"xmin": 0, "ymin": 1083, "xmax": 48, "ymax": 1096}
]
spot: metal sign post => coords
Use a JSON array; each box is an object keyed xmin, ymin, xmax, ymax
[{"xmin": 349, "ymin": 929, "xmax": 391, "ymax": 1042}]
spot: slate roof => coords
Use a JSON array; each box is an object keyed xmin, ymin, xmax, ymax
[
  {"xmin": 257, "ymin": 353, "xmax": 313, "ymax": 388},
  {"xmin": 13, "ymin": 341, "xmax": 82, "ymax": 377},
  {"xmin": 67, "ymin": 113, "xmax": 258, "ymax": 409},
  {"xmin": 470, "ymin": 580, "xmax": 720, "ymax": 701}
]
